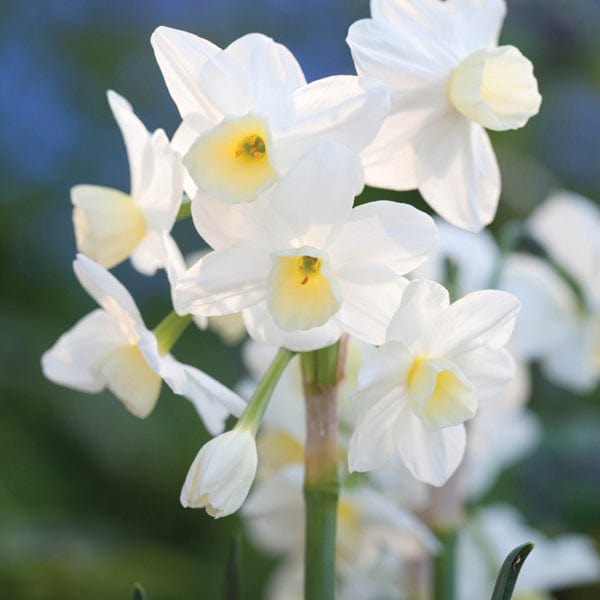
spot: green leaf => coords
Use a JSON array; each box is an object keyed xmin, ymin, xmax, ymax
[
  {"xmin": 132, "ymin": 583, "xmax": 148, "ymax": 600},
  {"xmin": 491, "ymin": 542, "xmax": 535, "ymax": 600}
]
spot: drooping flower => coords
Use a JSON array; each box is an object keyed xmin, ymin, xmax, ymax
[
  {"xmin": 347, "ymin": 0, "xmax": 542, "ymax": 231},
  {"xmin": 71, "ymin": 91, "xmax": 184, "ymax": 274},
  {"xmin": 180, "ymin": 426, "xmax": 258, "ymax": 518},
  {"xmin": 348, "ymin": 278, "xmax": 520, "ymax": 486},
  {"xmin": 173, "ymin": 141, "xmax": 437, "ymax": 352},
  {"xmin": 41, "ymin": 255, "xmax": 245, "ymax": 433},
  {"xmin": 151, "ymin": 26, "xmax": 390, "ymax": 204}
]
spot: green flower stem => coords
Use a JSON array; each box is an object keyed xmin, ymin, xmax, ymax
[
  {"xmin": 433, "ymin": 528, "xmax": 458, "ymax": 600},
  {"xmin": 237, "ymin": 348, "xmax": 295, "ymax": 435},
  {"xmin": 301, "ymin": 338, "xmax": 347, "ymax": 600},
  {"xmin": 153, "ymin": 311, "xmax": 193, "ymax": 355}
]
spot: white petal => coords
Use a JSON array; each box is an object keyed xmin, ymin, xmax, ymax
[
  {"xmin": 174, "ymin": 242, "xmax": 270, "ymax": 317},
  {"xmin": 73, "ymin": 254, "xmax": 144, "ymax": 340},
  {"xmin": 386, "ymin": 279, "xmax": 449, "ymax": 347},
  {"xmin": 130, "ymin": 229, "xmax": 166, "ymax": 276},
  {"xmin": 434, "ymin": 289, "xmax": 521, "ymax": 356},
  {"xmin": 158, "ymin": 354, "xmax": 245, "ymax": 435},
  {"xmin": 334, "ymin": 273, "xmax": 405, "ymax": 345},
  {"xmin": 454, "ymin": 346, "xmax": 515, "ymax": 403},
  {"xmin": 274, "ymin": 75, "xmax": 390, "ymax": 168},
  {"xmin": 416, "ymin": 115, "xmax": 500, "ymax": 232},
  {"xmin": 243, "ymin": 302, "xmax": 342, "ymax": 352},
  {"xmin": 396, "ymin": 405, "xmax": 466, "ymax": 486},
  {"xmin": 224, "ymin": 33, "xmax": 306, "ymax": 117},
  {"xmin": 151, "ymin": 26, "xmax": 223, "ymax": 119},
  {"xmin": 450, "ymin": 0, "xmax": 507, "ymax": 51},
  {"xmin": 71, "ymin": 185, "xmax": 146, "ymax": 270},
  {"xmin": 330, "ymin": 201, "xmax": 438, "ymax": 275},
  {"xmin": 107, "ymin": 90, "xmax": 150, "ymax": 198},
  {"xmin": 499, "ymin": 252, "xmax": 577, "ymax": 360},
  {"xmin": 99, "ymin": 345, "xmax": 162, "ymax": 418},
  {"xmin": 41, "ymin": 309, "xmax": 126, "ymax": 393},
  {"xmin": 268, "ymin": 141, "xmax": 363, "ymax": 248},
  {"xmin": 135, "ymin": 129, "xmax": 184, "ymax": 231},
  {"xmin": 528, "ymin": 190, "xmax": 600, "ymax": 293},
  {"xmin": 348, "ymin": 386, "xmax": 407, "ymax": 473},
  {"xmin": 191, "ymin": 192, "xmax": 293, "ymax": 251}
]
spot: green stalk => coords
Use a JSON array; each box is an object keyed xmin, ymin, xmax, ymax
[
  {"xmin": 301, "ymin": 338, "xmax": 346, "ymax": 600},
  {"xmin": 176, "ymin": 198, "xmax": 192, "ymax": 220},
  {"xmin": 153, "ymin": 311, "xmax": 193, "ymax": 355},
  {"xmin": 433, "ymin": 528, "xmax": 457, "ymax": 600},
  {"xmin": 237, "ymin": 348, "xmax": 295, "ymax": 435}
]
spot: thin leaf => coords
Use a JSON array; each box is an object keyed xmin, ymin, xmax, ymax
[
  {"xmin": 491, "ymin": 541, "xmax": 534, "ymax": 600},
  {"xmin": 132, "ymin": 583, "xmax": 148, "ymax": 600}
]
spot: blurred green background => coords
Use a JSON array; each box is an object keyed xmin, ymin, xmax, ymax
[{"xmin": 1, "ymin": 0, "xmax": 599, "ymax": 598}]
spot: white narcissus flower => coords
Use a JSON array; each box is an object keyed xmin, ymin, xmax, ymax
[
  {"xmin": 151, "ymin": 26, "xmax": 390, "ymax": 204},
  {"xmin": 347, "ymin": 0, "xmax": 542, "ymax": 231},
  {"xmin": 527, "ymin": 191, "xmax": 600, "ymax": 391},
  {"xmin": 71, "ymin": 91, "xmax": 184, "ymax": 275},
  {"xmin": 348, "ymin": 279, "xmax": 520, "ymax": 486},
  {"xmin": 180, "ymin": 427, "xmax": 257, "ymax": 518},
  {"xmin": 41, "ymin": 255, "xmax": 245, "ymax": 434},
  {"xmin": 174, "ymin": 141, "xmax": 437, "ymax": 352}
]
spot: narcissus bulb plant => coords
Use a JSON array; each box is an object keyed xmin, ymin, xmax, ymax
[
  {"xmin": 42, "ymin": 255, "xmax": 245, "ymax": 433},
  {"xmin": 72, "ymin": 91, "xmax": 184, "ymax": 274},
  {"xmin": 151, "ymin": 26, "xmax": 390, "ymax": 204},
  {"xmin": 347, "ymin": 0, "xmax": 542, "ymax": 231},
  {"xmin": 349, "ymin": 279, "xmax": 520, "ymax": 485}
]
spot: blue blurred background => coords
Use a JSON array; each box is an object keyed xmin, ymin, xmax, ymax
[{"xmin": 1, "ymin": 0, "xmax": 599, "ymax": 598}]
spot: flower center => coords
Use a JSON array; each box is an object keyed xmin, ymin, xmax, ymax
[
  {"xmin": 183, "ymin": 114, "xmax": 277, "ymax": 203},
  {"xmin": 235, "ymin": 134, "xmax": 267, "ymax": 161},
  {"xmin": 407, "ymin": 357, "xmax": 476, "ymax": 429},
  {"xmin": 448, "ymin": 45, "xmax": 541, "ymax": 131},
  {"xmin": 267, "ymin": 247, "xmax": 342, "ymax": 331}
]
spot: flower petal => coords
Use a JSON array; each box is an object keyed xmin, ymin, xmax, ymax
[
  {"xmin": 268, "ymin": 141, "xmax": 363, "ymax": 248},
  {"xmin": 434, "ymin": 289, "xmax": 521, "ymax": 356},
  {"xmin": 415, "ymin": 115, "xmax": 500, "ymax": 232},
  {"xmin": 98, "ymin": 345, "xmax": 162, "ymax": 418},
  {"xmin": 348, "ymin": 386, "xmax": 407, "ymax": 473},
  {"xmin": 73, "ymin": 254, "xmax": 144, "ymax": 338},
  {"xmin": 158, "ymin": 354, "xmax": 245, "ymax": 435},
  {"xmin": 41, "ymin": 309, "xmax": 126, "ymax": 393},
  {"xmin": 395, "ymin": 404, "xmax": 466, "ymax": 486},
  {"xmin": 274, "ymin": 75, "xmax": 390, "ymax": 169},
  {"xmin": 243, "ymin": 302, "xmax": 342, "ymax": 352},
  {"xmin": 151, "ymin": 26, "xmax": 223, "ymax": 119},
  {"xmin": 385, "ymin": 279, "xmax": 449, "ymax": 346},
  {"xmin": 107, "ymin": 90, "xmax": 150, "ymax": 198},
  {"xmin": 174, "ymin": 242, "xmax": 270, "ymax": 317},
  {"xmin": 331, "ymin": 201, "xmax": 438, "ymax": 275}
]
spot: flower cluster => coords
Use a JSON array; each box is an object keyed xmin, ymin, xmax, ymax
[{"xmin": 40, "ymin": 0, "xmax": 600, "ymax": 597}]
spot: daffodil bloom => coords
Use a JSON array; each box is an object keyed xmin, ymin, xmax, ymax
[
  {"xmin": 173, "ymin": 141, "xmax": 437, "ymax": 351},
  {"xmin": 347, "ymin": 0, "xmax": 542, "ymax": 231},
  {"xmin": 180, "ymin": 426, "xmax": 258, "ymax": 518},
  {"xmin": 151, "ymin": 26, "xmax": 390, "ymax": 204},
  {"xmin": 41, "ymin": 255, "xmax": 245, "ymax": 433},
  {"xmin": 71, "ymin": 91, "xmax": 184, "ymax": 274},
  {"xmin": 348, "ymin": 279, "xmax": 520, "ymax": 486},
  {"xmin": 527, "ymin": 191, "xmax": 600, "ymax": 391}
]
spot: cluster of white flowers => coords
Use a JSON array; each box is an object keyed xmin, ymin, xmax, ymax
[{"xmin": 41, "ymin": 0, "xmax": 600, "ymax": 597}]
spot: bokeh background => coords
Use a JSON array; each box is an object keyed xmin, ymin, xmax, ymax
[{"xmin": 1, "ymin": 0, "xmax": 599, "ymax": 598}]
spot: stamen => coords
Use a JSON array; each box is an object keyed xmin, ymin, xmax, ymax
[{"xmin": 236, "ymin": 134, "xmax": 266, "ymax": 160}]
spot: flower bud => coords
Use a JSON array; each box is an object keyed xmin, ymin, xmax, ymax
[{"xmin": 180, "ymin": 428, "xmax": 258, "ymax": 518}]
